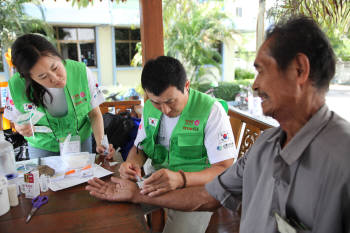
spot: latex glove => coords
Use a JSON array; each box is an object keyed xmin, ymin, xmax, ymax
[{"xmin": 140, "ymin": 168, "xmax": 184, "ymax": 197}]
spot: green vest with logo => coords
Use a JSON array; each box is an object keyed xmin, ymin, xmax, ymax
[
  {"xmin": 141, "ymin": 88, "xmax": 218, "ymax": 172},
  {"xmin": 9, "ymin": 59, "xmax": 92, "ymax": 152}
]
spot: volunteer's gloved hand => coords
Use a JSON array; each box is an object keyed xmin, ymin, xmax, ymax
[
  {"xmin": 140, "ymin": 168, "xmax": 184, "ymax": 197},
  {"xmin": 96, "ymin": 144, "xmax": 115, "ymax": 159},
  {"xmin": 118, "ymin": 161, "xmax": 142, "ymax": 181},
  {"xmin": 86, "ymin": 177, "xmax": 138, "ymax": 202},
  {"xmin": 14, "ymin": 123, "xmax": 34, "ymax": 137}
]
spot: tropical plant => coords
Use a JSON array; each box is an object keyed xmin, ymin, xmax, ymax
[
  {"xmin": 0, "ymin": 0, "xmax": 54, "ymax": 51},
  {"xmin": 267, "ymin": 0, "xmax": 350, "ymax": 60},
  {"xmin": 162, "ymin": 0, "xmax": 237, "ymax": 83},
  {"xmin": 71, "ymin": 0, "xmax": 127, "ymax": 8},
  {"xmin": 235, "ymin": 68, "xmax": 255, "ymax": 80},
  {"xmin": 191, "ymin": 81, "xmax": 241, "ymax": 101},
  {"xmin": 131, "ymin": 0, "xmax": 238, "ymax": 83}
]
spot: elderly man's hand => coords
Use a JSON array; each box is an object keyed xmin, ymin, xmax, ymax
[
  {"xmin": 140, "ymin": 168, "xmax": 184, "ymax": 197},
  {"xmin": 86, "ymin": 177, "xmax": 138, "ymax": 202}
]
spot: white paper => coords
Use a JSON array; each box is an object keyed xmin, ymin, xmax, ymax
[
  {"xmin": 48, "ymin": 164, "xmax": 113, "ymax": 191},
  {"xmin": 39, "ymin": 156, "xmax": 113, "ymax": 191}
]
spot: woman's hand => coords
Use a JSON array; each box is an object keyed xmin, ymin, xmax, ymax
[
  {"xmin": 14, "ymin": 123, "xmax": 34, "ymax": 137},
  {"xmin": 118, "ymin": 161, "xmax": 142, "ymax": 181},
  {"xmin": 96, "ymin": 143, "xmax": 115, "ymax": 159}
]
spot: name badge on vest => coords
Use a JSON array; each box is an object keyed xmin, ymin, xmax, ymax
[
  {"xmin": 274, "ymin": 212, "xmax": 297, "ymax": 233},
  {"xmin": 59, "ymin": 135, "xmax": 81, "ymax": 155},
  {"xmin": 148, "ymin": 117, "xmax": 158, "ymax": 127}
]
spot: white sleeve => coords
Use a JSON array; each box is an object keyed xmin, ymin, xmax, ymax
[
  {"xmin": 3, "ymin": 86, "xmax": 22, "ymax": 121},
  {"xmin": 204, "ymin": 101, "xmax": 237, "ymax": 164},
  {"xmin": 86, "ymin": 67, "xmax": 105, "ymax": 109},
  {"xmin": 133, "ymin": 114, "xmax": 146, "ymax": 149}
]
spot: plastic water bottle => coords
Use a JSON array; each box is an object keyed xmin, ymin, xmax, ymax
[{"xmin": 0, "ymin": 131, "xmax": 17, "ymax": 179}]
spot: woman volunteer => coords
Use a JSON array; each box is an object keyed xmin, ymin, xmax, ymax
[{"xmin": 4, "ymin": 33, "xmax": 114, "ymax": 158}]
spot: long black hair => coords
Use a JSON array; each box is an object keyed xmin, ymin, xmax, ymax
[{"xmin": 11, "ymin": 33, "xmax": 65, "ymax": 107}]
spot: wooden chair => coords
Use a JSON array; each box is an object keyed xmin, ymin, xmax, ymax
[
  {"xmin": 228, "ymin": 108, "xmax": 272, "ymax": 159},
  {"xmin": 99, "ymin": 100, "xmax": 142, "ymax": 118},
  {"xmin": 206, "ymin": 108, "xmax": 274, "ymax": 233}
]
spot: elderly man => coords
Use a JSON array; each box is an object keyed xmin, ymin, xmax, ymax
[{"xmin": 87, "ymin": 16, "xmax": 350, "ymax": 233}]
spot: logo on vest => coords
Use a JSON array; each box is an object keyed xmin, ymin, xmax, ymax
[
  {"xmin": 149, "ymin": 118, "xmax": 158, "ymax": 127},
  {"xmin": 183, "ymin": 119, "xmax": 199, "ymax": 131},
  {"xmin": 23, "ymin": 103, "xmax": 37, "ymax": 112},
  {"xmin": 74, "ymin": 98, "xmax": 87, "ymax": 106}
]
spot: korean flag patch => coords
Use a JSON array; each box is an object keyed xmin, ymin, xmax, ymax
[
  {"xmin": 148, "ymin": 117, "xmax": 158, "ymax": 127},
  {"xmin": 218, "ymin": 131, "xmax": 230, "ymax": 143},
  {"xmin": 23, "ymin": 103, "xmax": 37, "ymax": 112}
]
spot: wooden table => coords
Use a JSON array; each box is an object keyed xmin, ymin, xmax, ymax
[{"xmin": 0, "ymin": 170, "xmax": 150, "ymax": 233}]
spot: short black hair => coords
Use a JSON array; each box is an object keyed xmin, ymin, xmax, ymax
[
  {"xmin": 265, "ymin": 16, "xmax": 336, "ymax": 91},
  {"xmin": 141, "ymin": 56, "xmax": 187, "ymax": 96},
  {"xmin": 11, "ymin": 33, "xmax": 64, "ymax": 107}
]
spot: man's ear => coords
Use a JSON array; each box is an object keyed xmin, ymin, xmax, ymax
[
  {"xmin": 185, "ymin": 80, "xmax": 190, "ymax": 91},
  {"xmin": 295, "ymin": 53, "xmax": 310, "ymax": 84}
]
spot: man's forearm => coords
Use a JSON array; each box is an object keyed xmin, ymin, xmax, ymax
[
  {"xmin": 185, "ymin": 158, "xmax": 234, "ymax": 187},
  {"xmin": 133, "ymin": 186, "xmax": 221, "ymax": 212}
]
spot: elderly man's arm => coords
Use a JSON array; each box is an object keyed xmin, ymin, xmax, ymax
[{"xmin": 86, "ymin": 177, "xmax": 221, "ymax": 211}]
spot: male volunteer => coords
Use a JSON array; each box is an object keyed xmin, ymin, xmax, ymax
[
  {"xmin": 119, "ymin": 56, "xmax": 236, "ymax": 233},
  {"xmin": 87, "ymin": 17, "xmax": 350, "ymax": 233}
]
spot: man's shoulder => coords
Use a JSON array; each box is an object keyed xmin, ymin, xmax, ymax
[{"xmin": 316, "ymin": 112, "xmax": 350, "ymax": 151}]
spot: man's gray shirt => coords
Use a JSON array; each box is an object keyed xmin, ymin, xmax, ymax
[{"xmin": 206, "ymin": 105, "xmax": 350, "ymax": 233}]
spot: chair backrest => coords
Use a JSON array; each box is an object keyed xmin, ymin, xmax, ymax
[
  {"xmin": 228, "ymin": 108, "xmax": 273, "ymax": 159},
  {"xmin": 99, "ymin": 100, "xmax": 142, "ymax": 118}
]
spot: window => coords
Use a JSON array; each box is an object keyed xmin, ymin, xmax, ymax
[
  {"xmin": 236, "ymin": 7, "xmax": 243, "ymax": 17},
  {"xmin": 115, "ymin": 28, "xmax": 141, "ymax": 66},
  {"xmin": 54, "ymin": 27, "xmax": 97, "ymax": 67}
]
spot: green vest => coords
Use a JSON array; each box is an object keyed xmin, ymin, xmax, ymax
[
  {"xmin": 9, "ymin": 59, "xmax": 92, "ymax": 152},
  {"xmin": 141, "ymin": 89, "xmax": 217, "ymax": 172}
]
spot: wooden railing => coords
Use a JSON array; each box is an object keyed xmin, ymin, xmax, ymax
[{"xmin": 228, "ymin": 108, "xmax": 274, "ymax": 159}]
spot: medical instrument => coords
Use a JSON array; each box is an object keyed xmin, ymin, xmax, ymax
[
  {"xmin": 136, "ymin": 173, "xmax": 153, "ymax": 189},
  {"xmin": 26, "ymin": 195, "xmax": 48, "ymax": 223}
]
